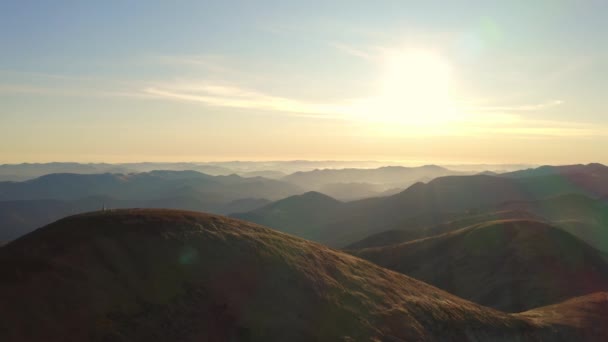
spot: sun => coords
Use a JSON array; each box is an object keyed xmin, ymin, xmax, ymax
[{"xmin": 367, "ymin": 49, "xmax": 458, "ymax": 125}]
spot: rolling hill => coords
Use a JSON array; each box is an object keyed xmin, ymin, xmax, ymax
[
  {"xmin": 351, "ymin": 219, "xmax": 608, "ymax": 312},
  {"xmin": 499, "ymin": 194, "xmax": 608, "ymax": 252},
  {"xmin": 231, "ymin": 191, "xmax": 345, "ymax": 240},
  {"xmin": 519, "ymin": 292, "xmax": 608, "ymax": 341},
  {"xmin": 0, "ymin": 209, "xmax": 605, "ymax": 341},
  {"xmin": 345, "ymin": 210, "xmax": 541, "ymax": 249}
]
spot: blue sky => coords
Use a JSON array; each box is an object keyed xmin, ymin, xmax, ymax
[{"xmin": 1, "ymin": 1, "xmax": 607, "ymax": 164}]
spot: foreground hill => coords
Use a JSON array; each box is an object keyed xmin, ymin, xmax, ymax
[
  {"xmin": 0, "ymin": 196, "xmax": 270, "ymax": 242},
  {"xmin": 519, "ymin": 292, "xmax": 608, "ymax": 341},
  {"xmin": 1, "ymin": 209, "xmax": 600, "ymax": 341},
  {"xmin": 351, "ymin": 220, "xmax": 608, "ymax": 312}
]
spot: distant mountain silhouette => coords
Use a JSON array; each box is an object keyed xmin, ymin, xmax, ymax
[
  {"xmin": 282, "ymin": 165, "xmax": 461, "ymax": 193},
  {"xmin": 502, "ymin": 163, "xmax": 608, "ymax": 198},
  {"xmin": 0, "ymin": 170, "xmax": 302, "ymax": 201},
  {"xmin": 0, "ymin": 209, "xmax": 603, "ymax": 341},
  {"xmin": 503, "ymin": 163, "xmax": 608, "ymax": 178},
  {"xmin": 351, "ymin": 220, "xmax": 608, "ymax": 312},
  {"xmin": 315, "ymin": 182, "xmax": 392, "ymax": 201},
  {"xmin": 0, "ymin": 162, "xmax": 236, "ymax": 181}
]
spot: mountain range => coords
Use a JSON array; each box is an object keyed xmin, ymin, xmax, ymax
[{"xmin": 234, "ymin": 163, "xmax": 608, "ymax": 248}]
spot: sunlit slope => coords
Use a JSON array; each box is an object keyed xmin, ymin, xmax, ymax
[
  {"xmin": 352, "ymin": 219, "xmax": 608, "ymax": 312},
  {"xmin": 519, "ymin": 292, "xmax": 608, "ymax": 341},
  {"xmin": 0, "ymin": 209, "xmax": 597, "ymax": 341}
]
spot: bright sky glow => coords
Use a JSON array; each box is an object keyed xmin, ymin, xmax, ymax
[{"xmin": 1, "ymin": 1, "xmax": 607, "ymax": 164}]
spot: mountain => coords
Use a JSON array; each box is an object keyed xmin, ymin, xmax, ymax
[
  {"xmin": 0, "ymin": 171, "xmax": 302, "ymax": 241},
  {"xmin": 502, "ymin": 163, "xmax": 608, "ymax": 198},
  {"xmin": 351, "ymin": 220, "xmax": 608, "ymax": 312},
  {"xmin": 236, "ymin": 171, "xmax": 608, "ymax": 247},
  {"xmin": 237, "ymin": 170, "xmax": 287, "ymax": 179},
  {"xmin": 0, "ymin": 170, "xmax": 302, "ymax": 201},
  {"xmin": 282, "ymin": 165, "xmax": 461, "ymax": 192},
  {"xmin": 218, "ymin": 198, "xmax": 271, "ymax": 214},
  {"xmin": 0, "ymin": 209, "xmax": 604, "ymax": 341},
  {"xmin": 345, "ymin": 210, "xmax": 541, "ymax": 249},
  {"xmin": 232, "ymin": 191, "xmax": 345, "ymax": 240},
  {"xmin": 0, "ymin": 162, "xmax": 237, "ymax": 181},
  {"xmin": 499, "ymin": 194, "xmax": 608, "ymax": 252},
  {"xmin": 316, "ymin": 182, "xmax": 389, "ymax": 201},
  {"xmin": 346, "ymin": 193, "xmax": 608, "ymax": 252},
  {"xmin": 503, "ymin": 163, "xmax": 608, "ymax": 178}
]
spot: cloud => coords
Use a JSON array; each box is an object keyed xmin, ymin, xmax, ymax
[
  {"xmin": 153, "ymin": 55, "xmax": 233, "ymax": 73},
  {"xmin": 144, "ymin": 82, "xmax": 350, "ymax": 119},
  {"xmin": 328, "ymin": 43, "xmax": 377, "ymax": 61},
  {"xmin": 142, "ymin": 80, "xmax": 603, "ymax": 138},
  {"xmin": 468, "ymin": 100, "xmax": 564, "ymax": 112}
]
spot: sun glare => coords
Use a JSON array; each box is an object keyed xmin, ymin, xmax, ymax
[{"xmin": 363, "ymin": 49, "xmax": 459, "ymax": 125}]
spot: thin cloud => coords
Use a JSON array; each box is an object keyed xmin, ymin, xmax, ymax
[
  {"xmin": 154, "ymin": 55, "xmax": 233, "ymax": 73},
  {"xmin": 143, "ymin": 81, "xmax": 602, "ymax": 138},
  {"xmin": 328, "ymin": 43, "xmax": 377, "ymax": 61},
  {"xmin": 469, "ymin": 100, "xmax": 564, "ymax": 112},
  {"xmin": 144, "ymin": 83, "xmax": 350, "ymax": 119}
]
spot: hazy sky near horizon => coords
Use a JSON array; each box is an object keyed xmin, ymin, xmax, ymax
[{"xmin": 1, "ymin": 1, "xmax": 607, "ymax": 164}]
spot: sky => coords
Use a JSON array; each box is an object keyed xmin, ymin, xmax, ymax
[{"xmin": 1, "ymin": 0, "xmax": 607, "ymax": 165}]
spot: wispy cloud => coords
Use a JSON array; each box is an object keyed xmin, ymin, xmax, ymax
[
  {"xmin": 142, "ymin": 80, "xmax": 602, "ymax": 138},
  {"xmin": 153, "ymin": 55, "xmax": 234, "ymax": 73},
  {"xmin": 466, "ymin": 100, "xmax": 564, "ymax": 112},
  {"xmin": 144, "ymin": 82, "xmax": 350, "ymax": 119},
  {"xmin": 328, "ymin": 42, "xmax": 377, "ymax": 61}
]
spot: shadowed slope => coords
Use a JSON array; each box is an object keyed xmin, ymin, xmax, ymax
[
  {"xmin": 499, "ymin": 194, "xmax": 608, "ymax": 252},
  {"xmin": 231, "ymin": 191, "xmax": 345, "ymax": 240},
  {"xmin": 0, "ymin": 209, "xmax": 594, "ymax": 341},
  {"xmin": 352, "ymin": 220, "xmax": 608, "ymax": 312},
  {"xmin": 345, "ymin": 210, "xmax": 541, "ymax": 249},
  {"xmin": 236, "ymin": 173, "xmax": 605, "ymax": 248}
]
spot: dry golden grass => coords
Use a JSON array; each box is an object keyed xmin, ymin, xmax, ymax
[
  {"xmin": 0, "ymin": 209, "xmax": 605, "ymax": 341},
  {"xmin": 352, "ymin": 219, "xmax": 608, "ymax": 313}
]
